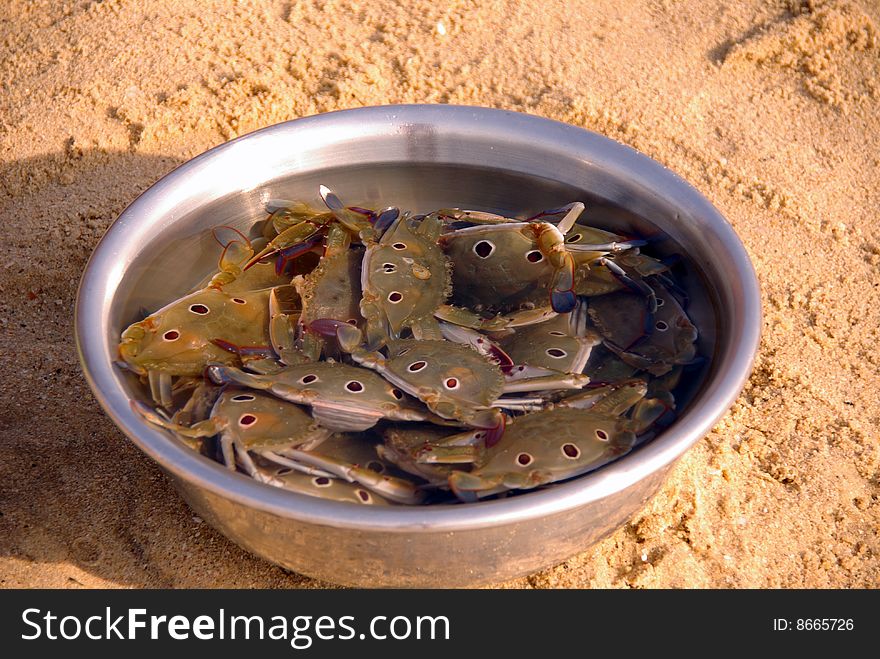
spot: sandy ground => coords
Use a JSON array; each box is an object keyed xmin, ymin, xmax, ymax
[{"xmin": 1, "ymin": 0, "xmax": 878, "ymax": 588}]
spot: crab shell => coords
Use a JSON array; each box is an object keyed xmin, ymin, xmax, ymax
[
  {"xmin": 448, "ymin": 407, "xmax": 636, "ymax": 501},
  {"xmin": 439, "ymin": 222, "xmax": 554, "ymax": 311},
  {"xmin": 295, "ymin": 247, "xmax": 364, "ymax": 327},
  {"xmin": 119, "ymin": 287, "xmax": 274, "ymax": 376},
  {"xmin": 205, "ymin": 361, "xmax": 429, "ymax": 432},
  {"xmin": 377, "ymin": 339, "xmax": 505, "ymax": 425},
  {"xmin": 379, "ymin": 423, "xmax": 482, "ymax": 487},
  {"xmin": 209, "ymin": 389, "xmax": 328, "ymax": 452},
  {"xmin": 588, "ymin": 283, "xmax": 698, "ymax": 376},
  {"xmin": 360, "ymin": 214, "xmax": 450, "ymax": 346},
  {"xmin": 498, "ymin": 314, "xmax": 600, "ymax": 374},
  {"xmin": 253, "ymin": 457, "xmax": 395, "ymax": 506}
]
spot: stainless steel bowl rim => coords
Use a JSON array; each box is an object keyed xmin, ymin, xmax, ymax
[{"xmin": 75, "ymin": 104, "xmax": 761, "ymax": 533}]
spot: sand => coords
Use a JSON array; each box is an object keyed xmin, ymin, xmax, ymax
[{"xmin": 1, "ymin": 0, "xmax": 878, "ymax": 588}]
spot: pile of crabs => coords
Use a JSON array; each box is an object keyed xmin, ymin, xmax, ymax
[{"xmin": 119, "ymin": 186, "xmax": 699, "ymax": 505}]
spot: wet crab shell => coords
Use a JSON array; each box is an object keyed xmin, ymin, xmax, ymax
[
  {"xmin": 254, "ymin": 457, "xmax": 396, "ymax": 505},
  {"xmin": 382, "ymin": 339, "xmax": 505, "ymax": 417},
  {"xmin": 439, "ymin": 223, "xmax": 554, "ymax": 311},
  {"xmin": 448, "ymin": 407, "xmax": 636, "ymax": 500},
  {"xmin": 210, "ymin": 389, "xmax": 326, "ymax": 451},
  {"xmin": 498, "ymin": 314, "xmax": 600, "ymax": 374},
  {"xmin": 360, "ymin": 215, "xmax": 450, "ymax": 342},
  {"xmin": 119, "ymin": 287, "xmax": 274, "ymax": 376},
  {"xmin": 206, "ymin": 361, "xmax": 424, "ymax": 432},
  {"xmin": 295, "ymin": 247, "xmax": 364, "ymax": 328}
]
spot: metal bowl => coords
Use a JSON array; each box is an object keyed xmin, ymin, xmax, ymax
[{"xmin": 75, "ymin": 105, "xmax": 760, "ymax": 587}]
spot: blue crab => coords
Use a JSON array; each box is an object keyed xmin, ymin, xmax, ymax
[
  {"xmin": 133, "ymin": 388, "xmax": 331, "ymax": 474},
  {"xmin": 448, "ymin": 406, "xmax": 636, "ymax": 501},
  {"xmin": 586, "ymin": 280, "xmax": 698, "ymax": 376},
  {"xmin": 205, "ymin": 360, "xmax": 438, "ymax": 432},
  {"xmin": 315, "ymin": 322, "xmax": 591, "ymax": 440},
  {"xmin": 118, "ymin": 228, "xmax": 298, "ymax": 407}
]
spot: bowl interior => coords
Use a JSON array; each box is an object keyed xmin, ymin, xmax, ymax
[{"xmin": 114, "ymin": 163, "xmax": 716, "ymax": 448}]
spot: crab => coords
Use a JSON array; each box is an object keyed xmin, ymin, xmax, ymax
[
  {"xmin": 249, "ymin": 455, "xmax": 396, "ymax": 505},
  {"xmin": 318, "ymin": 322, "xmax": 591, "ymax": 437},
  {"xmin": 586, "ymin": 280, "xmax": 698, "ymax": 376},
  {"xmin": 447, "ymin": 406, "xmax": 636, "ymax": 501},
  {"xmin": 293, "ymin": 244, "xmax": 365, "ymax": 361},
  {"xmin": 133, "ymin": 388, "xmax": 331, "ymax": 475},
  {"xmin": 118, "ymin": 228, "xmax": 299, "ymax": 407},
  {"xmin": 136, "ymin": 390, "xmax": 423, "ymax": 504},
  {"xmin": 255, "ymin": 433, "xmax": 425, "ymax": 504},
  {"xmin": 378, "ymin": 424, "xmax": 486, "ymax": 487},
  {"xmin": 205, "ymin": 360, "xmax": 438, "ymax": 432},
  {"xmin": 357, "ymin": 207, "xmax": 451, "ymax": 347},
  {"xmin": 436, "ymin": 202, "xmax": 651, "ymax": 322}
]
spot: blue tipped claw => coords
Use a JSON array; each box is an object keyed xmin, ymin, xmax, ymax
[{"xmin": 551, "ymin": 290, "xmax": 577, "ymax": 313}]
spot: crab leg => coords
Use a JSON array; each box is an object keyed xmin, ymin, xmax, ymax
[
  {"xmin": 438, "ymin": 322, "xmax": 514, "ymax": 370},
  {"xmin": 555, "ymin": 202, "xmax": 586, "ymax": 234},
  {"xmin": 319, "ymin": 185, "xmax": 378, "ymax": 242},
  {"xmin": 597, "ymin": 257, "xmax": 657, "ymax": 311},
  {"xmin": 491, "ymin": 397, "xmax": 548, "ymax": 411},
  {"xmin": 268, "ymin": 287, "xmax": 311, "ymax": 366},
  {"xmin": 147, "ymin": 370, "xmax": 174, "ymax": 409},
  {"xmin": 556, "ymin": 380, "xmax": 647, "ymax": 415},
  {"xmin": 244, "ymin": 219, "xmax": 327, "ymax": 271},
  {"xmin": 532, "ymin": 222, "xmax": 577, "ymax": 313},
  {"xmin": 272, "ymin": 448, "xmax": 425, "ymax": 505},
  {"xmin": 258, "ymin": 450, "xmax": 337, "ymax": 478},
  {"xmin": 501, "ymin": 372, "xmax": 590, "ymax": 393}
]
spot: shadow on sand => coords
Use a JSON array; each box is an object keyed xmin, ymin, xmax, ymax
[{"xmin": 0, "ymin": 149, "xmax": 328, "ymax": 588}]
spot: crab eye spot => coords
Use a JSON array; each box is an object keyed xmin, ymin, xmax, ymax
[
  {"xmin": 232, "ymin": 298, "xmax": 246, "ymax": 304},
  {"xmin": 516, "ymin": 452, "xmax": 533, "ymax": 466},
  {"xmin": 546, "ymin": 348, "xmax": 567, "ymax": 358},
  {"xmin": 347, "ymin": 318, "xmax": 358, "ymax": 325},
  {"xmin": 407, "ymin": 361, "xmax": 427, "ymax": 373},
  {"xmin": 392, "ymin": 242, "xmax": 407, "ymax": 250},
  {"xmin": 300, "ymin": 374, "xmax": 318, "ymax": 385},
  {"xmin": 313, "ymin": 476, "xmax": 331, "ymax": 487},
  {"xmin": 356, "ymin": 489, "xmax": 372, "ymax": 503},
  {"xmin": 382, "ymin": 263, "xmax": 397, "ymax": 273},
  {"xmin": 231, "ymin": 394, "xmax": 256, "ymax": 402},
  {"xmin": 525, "ymin": 250, "xmax": 544, "ymax": 263},
  {"xmin": 189, "ymin": 304, "xmax": 210, "ymax": 315},
  {"xmin": 388, "ymin": 291, "xmax": 403, "ymax": 303},
  {"xmin": 562, "ymin": 443, "xmax": 580, "ymax": 459},
  {"xmin": 239, "ymin": 414, "xmax": 257, "ymax": 427},
  {"xmin": 163, "ymin": 330, "xmax": 180, "ymax": 341},
  {"xmin": 595, "ymin": 429, "xmax": 609, "ymax": 441},
  {"xmin": 549, "ymin": 331, "xmax": 566, "ymax": 336},
  {"xmin": 656, "ymin": 298, "xmax": 665, "ymax": 307},
  {"xmin": 655, "ymin": 321, "xmax": 669, "ymax": 331},
  {"xmin": 444, "ymin": 377, "xmax": 459, "ymax": 390},
  {"xmin": 391, "ymin": 388, "xmax": 404, "ymax": 400},
  {"xmin": 473, "ymin": 240, "xmax": 495, "ymax": 258},
  {"xmin": 568, "ymin": 233, "xmax": 582, "ymax": 243},
  {"xmin": 366, "ymin": 461, "xmax": 385, "ymax": 473},
  {"xmin": 345, "ymin": 380, "xmax": 364, "ymax": 393}
]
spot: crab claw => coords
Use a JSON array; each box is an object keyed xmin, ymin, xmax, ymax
[
  {"xmin": 307, "ymin": 318, "xmax": 363, "ymax": 353},
  {"xmin": 467, "ymin": 409, "xmax": 506, "ymax": 448},
  {"xmin": 373, "ymin": 206, "xmax": 400, "ymax": 236}
]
